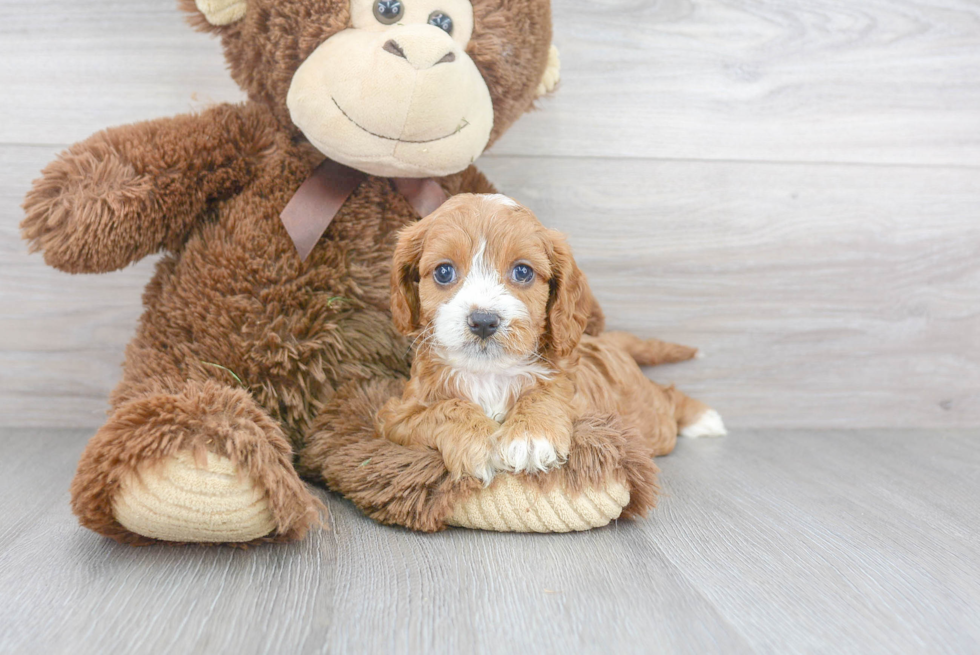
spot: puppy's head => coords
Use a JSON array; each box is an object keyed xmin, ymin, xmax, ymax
[{"xmin": 391, "ymin": 194, "xmax": 592, "ymax": 366}]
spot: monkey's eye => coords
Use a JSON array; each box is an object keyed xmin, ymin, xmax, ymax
[
  {"xmin": 433, "ymin": 263, "xmax": 457, "ymax": 286},
  {"xmin": 511, "ymin": 263, "xmax": 535, "ymax": 285},
  {"xmin": 427, "ymin": 11, "xmax": 453, "ymax": 34},
  {"xmin": 374, "ymin": 1, "xmax": 404, "ymax": 24}
]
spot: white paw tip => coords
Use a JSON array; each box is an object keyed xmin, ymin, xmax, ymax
[
  {"xmin": 530, "ymin": 438, "xmax": 559, "ymax": 470},
  {"xmin": 680, "ymin": 409, "xmax": 727, "ymax": 439},
  {"xmin": 694, "ymin": 350, "xmax": 706, "ymax": 360},
  {"xmin": 498, "ymin": 437, "xmax": 561, "ymax": 474},
  {"xmin": 474, "ymin": 465, "xmax": 495, "ymax": 486}
]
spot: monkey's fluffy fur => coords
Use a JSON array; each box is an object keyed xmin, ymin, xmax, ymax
[{"xmin": 21, "ymin": 0, "xmax": 687, "ymax": 543}]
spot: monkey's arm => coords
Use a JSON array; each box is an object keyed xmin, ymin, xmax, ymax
[{"xmin": 21, "ymin": 103, "xmax": 277, "ymax": 273}]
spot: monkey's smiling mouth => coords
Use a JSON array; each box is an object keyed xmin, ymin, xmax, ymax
[{"xmin": 332, "ymin": 98, "xmax": 469, "ymax": 144}]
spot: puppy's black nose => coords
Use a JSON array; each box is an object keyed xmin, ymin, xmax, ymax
[{"xmin": 467, "ymin": 311, "xmax": 500, "ymax": 340}]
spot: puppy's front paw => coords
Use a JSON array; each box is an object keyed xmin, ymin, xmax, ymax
[
  {"xmin": 467, "ymin": 460, "xmax": 496, "ymax": 486},
  {"xmin": 441, "ymin": 441, "xmax": 497, "ymax": 486},
  {"xmin": 680, "ymin": 409, "xmax": 728, "ymax": 439},
  {"xmin": 493, "ymin": 433, "xmax": 565, "ymax": 474}
]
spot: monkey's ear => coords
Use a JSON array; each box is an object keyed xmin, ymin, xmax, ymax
[
  {"xmin": 182, "ymin": 0, "xmax": 247, "ymax": 27},
  {"xmin": 536, "ymin": 45, "xmax": 561, "ymax": 97},
  {"xmin": 390, "ymin": 222, "xmax": 429, "ymax": 335}
]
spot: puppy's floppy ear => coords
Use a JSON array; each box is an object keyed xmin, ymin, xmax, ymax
[
  {"xmin": 583, "ymin": 283, "xmax": 606, "ymax": 336},
  {"xmin": 542, "ymin": 230, "xmax": 593, "ymax": 358},
  {"xmin": 390, "ymin": 221, "xmax": 429, "ymax": 335}
]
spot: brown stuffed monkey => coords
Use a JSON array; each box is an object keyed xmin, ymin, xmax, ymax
[{"xmin": 21, "ymin": 0, "xmax": 670, "ymax": 544}]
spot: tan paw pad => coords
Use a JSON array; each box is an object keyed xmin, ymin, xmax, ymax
[{"xmin": 113, "ymin": 451, "xmax": 277, "ymax": 543}]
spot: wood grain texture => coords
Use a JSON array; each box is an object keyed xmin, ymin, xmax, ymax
[
  {"xmin": 1, "ymin": 427, "xmax": 977, "ymax": 654},
  {"xmin": 2, "ymin": 0, "xmax": 979, "ymax": 428},
  {"xmin": 4, "ymin": 144, "xmax": 977, "ymax": 428},
  {"xmin": 478, "ymin": 156, "xmax": 980, "ymax": 429},
  {"xmin": 2, "ymin": 0, "xmax": 980, "ymax": 166},
  {"xmin": 0, "ymin": 146, "xmax": 154, "ymax": 428},
  {"xmin": 0, "ymin": 1, "xmax": 244, "ymax": 147},
  {"xmin": 2, "ymin": 2, "xmax": 977, "ymax": 649},
  {"xmin": 516, "ymin": 0, "xmax": 980, "ymax": 165}
]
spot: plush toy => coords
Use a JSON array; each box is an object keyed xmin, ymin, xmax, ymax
[{"xmin": 21, "ymin": 0, "xmax": 692, "ymax": 544}]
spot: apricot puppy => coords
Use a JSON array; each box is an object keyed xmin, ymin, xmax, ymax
[{"xmin": 377, "ymin": 194, "xmax": 726, "ymax": 483}]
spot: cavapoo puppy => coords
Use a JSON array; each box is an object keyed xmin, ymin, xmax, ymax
[{"xmin": 377, "ymin": 194, "xmax": 726, "ymax": 483}]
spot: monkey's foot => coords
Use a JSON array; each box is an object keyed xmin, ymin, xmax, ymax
[
  {"xmin": 71, "ymin": 381, "xmax": 322, "ymax": 545},
  {"xmin": 113, "ymin": 451, "xmax": 277, "ymax": 543}
]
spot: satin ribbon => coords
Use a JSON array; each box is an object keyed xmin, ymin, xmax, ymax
[{"xmin": 280, "ymin": 158, "xmax": 449, "ymax": 261}]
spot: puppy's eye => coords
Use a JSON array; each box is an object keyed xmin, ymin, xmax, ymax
[
  {"xmin": 427, "ymin": 11, "xmax": 453, "ymax": 34},
  {"xmin": 374, "ymin": 0, "xmax": 404, "ymax": 25},
  {"xmin": 511, "ymin": 263, "xmax": 535, "ymax": 284},
  {"xmin": 433, "ymin": 263, "xmax": 457, "ymax": 286}
]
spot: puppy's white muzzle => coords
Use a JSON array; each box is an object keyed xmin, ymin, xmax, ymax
[{"xmin": 433, "ymin": 241, "xmax": 528, "ymax": 361}]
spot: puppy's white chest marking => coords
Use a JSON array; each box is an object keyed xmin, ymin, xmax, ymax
[
  {"xmin": 453, "ymin": 370, "xmax": 525, "ymax": 421},
  {"xmin": 445, "ymin": 360, "xmax": 552, "ymax": 422}
]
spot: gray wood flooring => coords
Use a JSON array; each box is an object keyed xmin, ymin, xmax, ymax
[
  {"xmin": 1, "ymin": 0, "xmax": 978, "ymax": 652},
  {"xmin": 1, "ymin": 427, "xmax": 977, "ymax": 654}
]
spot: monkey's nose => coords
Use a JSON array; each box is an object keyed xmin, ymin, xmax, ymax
[
  {"xmin": 467, "ymin": 311, "xmax": 500, "ymax": 340},
  {"xmin": 383, "ymin": 38, "xmax": 456, "ymax": 69}
]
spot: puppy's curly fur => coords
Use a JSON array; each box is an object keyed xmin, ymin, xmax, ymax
[{"xmin": 377, "ymin": 194, "xmax": 719, "ymax": 485}]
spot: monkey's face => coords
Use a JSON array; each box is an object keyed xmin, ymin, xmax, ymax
[
  {"xmin": 287, "ymin": 0, "xmax": 492, "ymax": 177},
  {"xmin": 184, "ymin": 0, "xmax": 556, "ymax": 178}
]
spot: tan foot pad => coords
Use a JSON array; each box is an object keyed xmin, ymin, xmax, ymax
[
  {"xmin": 113, "ymin": 451, "xmax": 277, "ymax": 543},
  {"xmin": 448, "ymin": 475, "xmax": 630, "ymax": 533}
]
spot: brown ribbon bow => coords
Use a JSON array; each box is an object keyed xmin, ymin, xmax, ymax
[{"xmin": 280, "ymin": 158, "xmax": 449, "ymax": 261}]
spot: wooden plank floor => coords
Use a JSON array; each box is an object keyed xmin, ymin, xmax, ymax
[
  {"xmin": 1, "ymin": 427, "xmax": 977, "ymax": 654},
  {"xmin": 1, "ymin": 0, "xmax": 979, "ymax": 652}
]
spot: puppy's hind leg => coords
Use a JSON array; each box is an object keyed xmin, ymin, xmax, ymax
[
  {"xmin": 601, "ymin": 331, "xmax": 698, "ymax": 367},
  {"xmin": 665, "ymin": 387, "xmax": 728, "ymax": 439}
]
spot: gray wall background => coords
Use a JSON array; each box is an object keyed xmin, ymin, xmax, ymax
[{"xmin": 1, "ymin": 0, "xmax": 978, "ymax": 430}]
